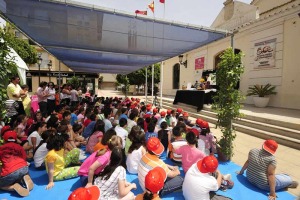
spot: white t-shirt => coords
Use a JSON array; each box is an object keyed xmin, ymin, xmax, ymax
[
  {"xmin": 94, "ymin": 166, "xmax": 126, "ymax": 200},
  {"xmin": 183, "ymin": 163, "xmax": 219, "ymax": 200},
  {"xmin": 47, "ymin": 88, "xmax": 56, "ymax": 100},
  {"xmin": 126, "ymin": 119, "xmax": 137, "ymax": 133},
  {"xmin": 115, "ymin": 126, "xmax": 128, "ymax": 149},
  {"xmin": 70, "ymin": 89, "xmax": 78, "ymax": 101},
  {"xmin": 126, "ymin": 146, "xmax": 144, "ymax": 174},
  {"xmin": 27, "ymin": 131, "xmax": 42, "ymax": 147},
  {"xmin": 170, "ymin": 116, "xmax": 177, "ymax": 126},
  {"xmin": 33, "ymin": 143, "xmax": 48, "ymax": 168}
]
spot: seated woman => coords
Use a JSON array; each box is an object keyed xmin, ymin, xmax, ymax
[
  {"xmin": 45, "ymin": 131, "xmax": 80, "ymax": 190},
  {"xmin": 78, "ymin": 135, "xmax": 122, "ymax": 187},
  {"xmin": 0, "ymin": 130, "xmax": 33, "ymax": 197},
  {"xmin": 93, "ymin": 147, "xmax": 137, "ymax": 200}
]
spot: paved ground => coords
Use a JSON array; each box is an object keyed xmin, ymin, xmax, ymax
[{"xmin": 98, "ymin": 89, "xmax": 300, "ymax": 197}]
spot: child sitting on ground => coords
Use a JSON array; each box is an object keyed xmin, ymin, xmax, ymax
[
  {"xmin": 126, "ymin": 127, "xmax": 146, "ymax": 174},
  {"xmin": 168, "ymin": 126, "xmax": 187, "ymax": 164}
]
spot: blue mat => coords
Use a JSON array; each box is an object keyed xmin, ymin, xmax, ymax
[{"xmin": 0, "ymin": 152, "xmax": 296, "ymax": 200}]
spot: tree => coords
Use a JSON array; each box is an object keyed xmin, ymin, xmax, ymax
[
  {"xmin": 212, "ymin": 47, "xmax": 245, "ymax": 160},
  {"xmin": 117, "ymin": 63, "xmax": 160, "ymax": 87},
  {"xmin": 67, "ymin": 76, "xmax": 80, "ymax": 89},
  {"xmin": 0, "ymin": 29, "xmax": 18, "ymax": 120},
  {"xmin": 3, "ymin": 25, "xmax": 38, "ymax": 64}
]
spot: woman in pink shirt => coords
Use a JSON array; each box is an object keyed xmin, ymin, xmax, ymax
[
  {"xmin": 174, "ymin": 131, "xmax": 206, "ymax": 173},
  {"xmin": 78, "ymin": 135, "xmax": 122, "ymax": 187}
]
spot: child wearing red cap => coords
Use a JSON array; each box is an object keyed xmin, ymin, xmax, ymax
[
  {"xmin": 135, "ymin": 167, "xmax": 166, "ymax": 200},
  {"xmin": 237, "ymin": 140, "xmax": 298, "ymax": 200},
  {"xmin": 0, "ymin": 131, "xmax": 33, "ymax": 197},
  {"xmin": 198, "ymin": 121, "xmax": 217, "ymax": 154}
]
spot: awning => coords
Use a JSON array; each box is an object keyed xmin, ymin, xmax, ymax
[
  {"xmin": 0, "ymin": 0, "xmax": 229, "ymax": 74},
  {"xmin": 8, "ymin": 47, "xmax": 29, "ymax": 84}
]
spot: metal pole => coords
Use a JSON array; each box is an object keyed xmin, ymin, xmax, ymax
[
  {"xmin": 38, "ymin": 63, "xmax": 41, "ymax": 83},
  {"xmin": 160, "ymin": 62, "xmax": 163, "ymax": 108},
  {"xmin": 145, "ymin": 67, "xmax": 148, "ymax": 103},
  {"xmin": 151, "ymin": 64, "xmax": 154, "ymax": 103},
  {"xmin": 48, "ymin": 68, "xmax": 51, "ymax": 82},
  {"xmin": 231, "ymin": 34, "xmax": 234, "ymax": 49},
  {"xmin": 58, "ymin": 61, "xmax": 61, "ymax": 94}
]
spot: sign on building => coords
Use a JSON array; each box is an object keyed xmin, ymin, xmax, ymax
[
  {"xmin": 195, "ymin": 57, "xmax": 205, "ymax": 70},
  {"xmin": 254, "ymin": 38, "xmax": 276, "ymax": 68}
]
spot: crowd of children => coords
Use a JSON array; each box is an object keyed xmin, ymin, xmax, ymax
[{"xmin": 1, "ymin": 82, "xmax": 234, "ymax": 200}]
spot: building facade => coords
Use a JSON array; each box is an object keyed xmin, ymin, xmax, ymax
[{"xmin": 162, "ymin": 0, "xmax": 300, "ymax": 110}]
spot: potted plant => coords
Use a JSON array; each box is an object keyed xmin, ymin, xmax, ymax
[
  {"xmin": 246, "ymin": 84, "xmax": 277, "ymax": 108},
  {"xmin": 212, "ymin": 48, "xmax": 245, "ymax": 161}
]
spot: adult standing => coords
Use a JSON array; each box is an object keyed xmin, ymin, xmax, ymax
[
  {"xmin": 47, "ymin": 82, "xmax": 56, "ymax": 115},
  {"xmin": 61, "ymin": 84, "xmax": 71, "ymax": 105},
  {"xmin": 36, "ymin": 81, "xmax": 49, "ymax": 118},
  {"xmin": 237, "ymin": 140, "xmax": 298, "ymax": 200},
  {"xmin": 7, "ymin": 76, "xmax": 25, "ymax": 115},
  {"xmin": 70, "ymin": 85, "xmax": 79, "ymax": 107}
]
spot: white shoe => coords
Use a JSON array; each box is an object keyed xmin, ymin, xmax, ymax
[
  {"xmin": 223, "ymin": 174, "xmax": 232, "ymax": 181},
  {"xmin": 79, "ymin": 154, "xmax": 87, "ymax": 160}
]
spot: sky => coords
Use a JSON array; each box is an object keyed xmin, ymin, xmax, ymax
[{"xmin": 80, "ymin": 0, "xmax": 253, "ymax": 27}]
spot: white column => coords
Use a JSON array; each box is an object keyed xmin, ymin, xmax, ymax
[
  {"xmin": 151, "ymin": 64, "xmax": 154, "ymax": 103},
  {"xmin": 160, "ymin": 62, "xmax": 163, "ymax": 108},
  {"xmin": 145, "ymin": 67, "xmax": 148, "ymax": 103}
]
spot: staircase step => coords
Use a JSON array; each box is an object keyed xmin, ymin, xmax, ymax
[{"xmin": 157, "ymin": 98, "xmax": 300, "ymax": 150}]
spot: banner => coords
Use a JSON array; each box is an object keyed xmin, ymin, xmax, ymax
[
  {"xmin": 195, "ymin": 57, "xmax": 205, "ymax": 70},
  {"xmin": 254, "ymin": 38, "xmax": 276, "ymax": 68},
  {"xmin": 159, "ymin": 0, "xmax": 165, "ymax": 3}
]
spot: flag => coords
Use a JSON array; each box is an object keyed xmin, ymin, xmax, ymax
[
  {"xmin": 159, "ymin": 0, "xmax": 165, "ymax": 3},
  {"xmin": 148, "ymin": 1, "xmax": 154, "ymax": 13},
  {"xmin": 135, "ymin": 10, "xmax": 147, "ymax": 15}
]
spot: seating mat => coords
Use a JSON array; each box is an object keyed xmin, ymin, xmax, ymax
[{"xmin": 0, "ymin": 151, "xmax": 296, "ymax": 200}]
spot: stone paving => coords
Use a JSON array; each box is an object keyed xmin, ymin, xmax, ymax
[{"xmin": 98, "ymin": 89, "xmax": 300, "ymax": 197}]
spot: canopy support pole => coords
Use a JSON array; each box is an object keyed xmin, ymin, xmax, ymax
[
  {"xmin": 151, "ymin": 64, "xmax": 154, "ymax": 104},
  {"xmin": 145, "ymin": 67, "xmax": 148, "ymax": 103},
  {"xmin": 160, "ymin": 62, "xmax": 163, "ymax": 108}
]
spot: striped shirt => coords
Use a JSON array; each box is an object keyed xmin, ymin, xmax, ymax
[
  {"xmin": 168, "ymin": 138, "xmax": 187, "ymax": 163},
  {"xmin": 138, "ymin": 153, "xmax": 169, "ymax": 191},
  {"xmin": 94, "ymin": 166, "xmax": 126, "ymax": 200},
  {"xmin": 246, "ymin": 148, "xmax": 276, "ymax": 190},
  {"xmin": 5, "ymin": 100, "xmax": 19, "ymax": 117}
]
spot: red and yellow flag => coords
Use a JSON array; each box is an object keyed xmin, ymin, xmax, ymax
[
  {"xmin": 135, "ymin": 10, "xmax": 147, "ymax": 15},
  {"xmin": 148, "ymin": 1, "xmax": 154, "ymax": 13}
]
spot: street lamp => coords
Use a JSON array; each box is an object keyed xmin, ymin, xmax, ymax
[
  {"xmin": 37, "ymin": 53, "xmax": 43, "ymax": 83},
  {"xmin": 47, "ymin": 60, "xmax": 52, "ymax": 82}
]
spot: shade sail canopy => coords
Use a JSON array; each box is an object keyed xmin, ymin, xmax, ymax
[{"xmin": 0, "ymin": 0, "xmax": 228, "ymax": 74}]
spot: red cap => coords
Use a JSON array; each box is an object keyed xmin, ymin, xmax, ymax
[
  {"xmin": 68, "ymin": 186, "xmax": 100, "ymax": 200},
  {"xmin": 1, "ymin": 125, "xmax": 11, "ymax": 136},
  {"xmin": 160, "ymin": 111, "xmax": 166, "ymax": 117},
  {"xmin": 191, "ymin": 128, "xmax": 199, "ymax": 137},
  {"xmin": 3, "ymin": 130, "xmax": 17, "ymax": 142},
  {"xmin": 201, "ymin": 121, "xmax": 209, "ymax": 129},
  {"xmin": 196, "ymin": 118, "xmax": 203, "ymax": 126},
  {"xmin": 262, "ymin": 140, "xmax": 278, "ymax": 155},
  {"xmin": 146, "ymin": 104, "xmax": 152, "ymax": 108},
  {"xmin": 144, "ymin": 114, "xmax": 151, "ymax": 119},
  {"xmin": 147, "ymin": 137, "xmax": 164, "ymax": 155},
  {"xmin": 176, "ymin": 108, "xmax": 183, "ymax": 113},
  {"xmin": 57, "ymin": 113, "xmax": 63, "ymax": 121},
  {"xmin": 130, "ymin": 104, "xmax": 135, "ymax": 109},
  {"xmin": 197, "ymin": 156, "xmax": 218, "ymax": 173},
  {"xmin": 146, "ymin": 107, "xmax": 151, "ymax": 111},
  {"xmin": 153, "ymin": 108, "xmax": 158, "ymax": 113},
  {"xmin": 183, "ymin": 112, "xmax": 189, "ymax": 117},
  {"xmin": 167, "ymin": 109, "xmax": 171, "ymax": 115},
  {"xmin": 145, "ymin": 167, "xmax": 166, "ymax": 193}
]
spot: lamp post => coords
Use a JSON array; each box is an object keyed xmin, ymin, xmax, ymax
[
  {"xmin": 47, "ymin": 60, "xmax": 52, "ymax": 82},
  {"xmin": 37, "ymin": 53, "xmax": 43, "ymax": 83}
]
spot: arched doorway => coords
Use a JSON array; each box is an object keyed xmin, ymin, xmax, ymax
[
  {"xmin": 173, "ymin": 63, "xmax": 180, "ymax": 89},
  {"xmin": 214, "ymin": 48, "xmax": 241, "ymax": 89}
]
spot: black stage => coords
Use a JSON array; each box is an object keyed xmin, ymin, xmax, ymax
[{"xmin": 173, "ymin": 90, "xmax": 215, "ymax": 111}]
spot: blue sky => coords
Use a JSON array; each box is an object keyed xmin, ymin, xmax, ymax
[{"xmin": 80, "ymin": 0, "xmax": 253, "ymax": 27}]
